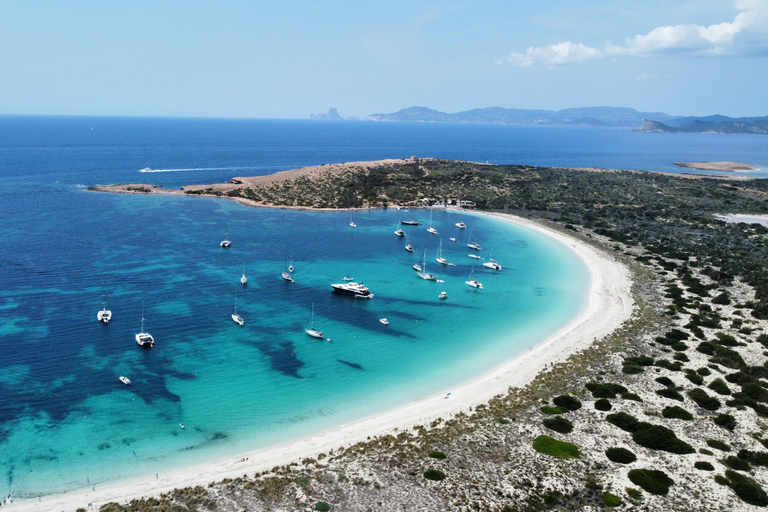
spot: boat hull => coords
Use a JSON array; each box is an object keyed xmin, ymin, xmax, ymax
[{"xmin": 331, "ymin": 283, "xmax": 374, "ymax": 298}]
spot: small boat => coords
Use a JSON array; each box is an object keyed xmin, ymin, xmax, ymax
[
  {"xmin": 455, "ymin": 220, "xmax": 467, "ymax": 229},
  {"xmin": 97, "ymin": 294, "xmax": 112, "ymax": 323},
  {"xmin": 349, "ymin": 212, "xmax": 356, "ymax": 228},
  {"xmin": 482, "ymin": 246, "xmax": 502, "ymax": 270},
  {"xmin": 439, "ymin": 291, "xmax": 447, "ymax": 299},
  {"xmin": 240, "ymin": 265, "xmax": 247, "ymax": 285},
  {"xmin": 220, "ymin": 227, "xmax": 231, "ymax": 248},
  {"xmin": 413, "ymin": 263, "xmax": 422, "ymax": 272},
  {"xmin": 232, "ymin": 291, "xmax": 244, "ymax": 326},
  {"xmin": 400, "ymin": 220, "xmax": 419, "ymax": 226},
  {"xmin": 437, "ymin": 279, "xmax": 445, "ymax": 283},
  {"xmin": 449, "ymin": 237, "xmax": 456, "ymax": 242},
  {"xmin": 467, "ymin": 228, "xmax": 482, "ymax": 251},
  {"xmin": 468, "ymin": 254, "xmax": 482, "ymax": 259},
  {"xmin": 426, "ymin": 209, "xmax": 438, "ymax": 235},
  {"xmin": 180, "ymin": 423, "xmax": 185, "ymax": 429},
  {"xmin": 119, "ymin": 376, "xmax": 131, "ymax": 385},
  {"xmin": 435, "ymin": 238, "xmax": 447, "ymax": 265},
  {"xmin": 379, "ymin": 318, "xmax": 389, "ymax": 325},
  {"xmin": 417, "ymin": 249, "xmax": 437, "ymax": 281},
  {"xmin": 394, "ymin": 223, "xmax": 406, "ymax": 237},
  {"xmin": 282, "ymin": 256, "xmax": 294, "ymax": 282},
  {"xmin": 288, "ymin": 264, "xmax": 294, "ymax": 273},
  {"xmin": 343, "ymin": 276, "xmax": 354, "ymax": 281},
  {"xmin": 135, "ymin": 304, "xmax": 155, "ymax": 347},
  {"xmin": 465, "ymin": 269, "xmax": 484, "ymax": 289},
  {"xmin": 305, "ymin": 302, "xmax": 324, "ymax": 339},
  {"xmin": 404, "ymin": 234, "xmax": 415, "ymax": 253}
]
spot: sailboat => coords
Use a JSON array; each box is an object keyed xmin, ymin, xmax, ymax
[
  {"xmin": 135, "ymin": 303, "xmax": 155, "ymax": 347},
  {"xmin": 467, "ymin": 228, "xmax": 482, "ymax": 251},
  {"xmin": 220, "ymin": 227, "xmax": 231, "ymax": 248},
  {"xmin": 465, "ymin": 268, "xmax": 484, "ymax": 289},
  {"xmin": 426, "ymin": 209, "xmax": 438, "ymax": 235},
  {"xmin": 231, "ymin": 291, "xmax": 244, "ymax": 325},
  {"xmin": 404, "ymin": 234, "xmax": 414, "ymax": 253},
  {"xmin": 97, "ymin": 294, "xmax": 112, "ymax": 323},
  {"xmin": 240, "ymin": 265, "xmax": 248, "ymax": 285},
  {"xmin": 282, "ymin": 256, "xmax": 294, "ymax": 282},
  {"xmin": 417, "ymin": 249, "xmax": 437, "ymax": 280},
  {"xmin": 349, "ymin": 212, "xmax": 356, "ymax": 228},
  {"xmin": 482, "ymin": 245, "xmax": 502, "ymax": 270},
  {"xmin": 394, "ymin": 222, "xmax": 405, "ymax": 237},
  {"xmin": 305, "ymin": 303, "xmax": 324, "ymax": 339},
  {"xmin": 435, "ymin": 238, "xmax": 447, "ymax": 265}
]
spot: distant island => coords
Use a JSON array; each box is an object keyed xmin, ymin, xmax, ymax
[
  {"xmin": 305, "ymin": 105, "xmax": 768, "ymax": 134},
  {"xmin": 674, "ymin": 161, "xmax": 757, "ymax": 172}
]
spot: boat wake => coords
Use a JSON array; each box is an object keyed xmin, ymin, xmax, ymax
[{"xmin": 139, "ymin": 166, "xmax": 260, "ymax": 173}]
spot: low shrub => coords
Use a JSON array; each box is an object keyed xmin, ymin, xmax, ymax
[
  {"xmin": 601, "ymin": 493, "xmax": 622, "ymax": 507},
  {"xmin": 722, "ymin": 456, "xmax": 751, "ymax": 471},
  {"xmin": 708, "ymin": 378, "xmax": 732, "ymax": 395},
  {"xmin": 627, "ymin": 469, "xmax": 674, "ymax": 496},
  {"xmin": 423, "ymin": 469, "xmax": 446, "ymax": 481},
  {"xmin": 725, "ymin": 470, "xmax": 768, "ymax": 506},
  {"xmin": 632, "ymin": 424, "xmax": 695, "ymax": 454},
  {"xmin": 532, "ymin": 435, "xmax": 580, "ymax": 459},
  {"xmin": 662, "ymin": 406, "xmax": 693, "ymax": 420},
  {"xmin": 606, "ymin": 412, "xmax": 640, "ymax": 432},
  {"xmin": 656, "ymin": 388, "xmax": 684, "ymax": 401},
  {"xmin": 684, "ymin": 369, "xmax": 704, "ymax": 385},
  {"xmin": 697, "ymin": 342, "xmax": 715, "ymax": 355},
  {"xmin": 586, "ymin": 382, "xmax": 628, "ymax": 399},
  {"xmin": 605, "ymin": 447, "xmax": 636, "ymax": 464},
  {"xmin": 623, "ymin": 364, "xmax": 644, "ymax": 374},
  {"xmin": 697, "ymin": 367, "xmax": 712, "ymax": 376},
  {"xmin": 700, "ymin": 448, "xmax": 714, "ymax": 455},
  {"xmin": 713, "ymin": 414, "xmax": 736, "ymax": 431},
  {"xmin": 671, "ymin": 341, "xmax": 689, "ymax": 352},
  {"xmin": 621, "ymin": 392, "xmax": 643, "ymax": 402},
  {"xmin": 688, "ymin": 388, "xmax": 721, "ymax": 411},
  {"xmin": 695, "ymin": 461, "xmax": 715, "ymax": 471},
  {"xmin": 741, "ymin": 382, "xmax": 768, "ymax": 403},
  {"xmin": 655, "ymin": 359, "xmax": 683, "ymax": 372},
  {"xmin": 543, "ymin": 416, "xmax": 574, "ymax": 434},
  {"xmin": 553, "ymin": 394, "xmax": 582, "ymax": 411},
  {"xmin": 707, "ymin": 439, "xmax": 731, "ymax": 452},
  {"xmin": 738, "ymin": 450, "xmax": 768, "ymax": 467},
  {"xmin": 625, "ymin": 488, "xmax": 643, "ymax": 502},
  {"xmin": 715, "ymin": 474, "xmax": 729, "ymax": 486},
  {"xmin": 428, "ymin": 451, "xmax": 446, "ymax": 459},
  {"xmin": 625, "ymin": 356, "xmax": 654, "ymax": 367},
  {"xmin": 712, "ymin": 292, "xmax": 731, "ymax": 305},
  {"xmin": 674, "ymin": 352, "xmax": 690, "ymax": 362},
  {"xmin": 714, "ymin": 332, "xmax": 740, "ymax": 347},
  {"xmin": 315, "ymin": 502, "xmax": 331, "ymax": 512},
  {"xmin": 540, "ymin": 406, "xmax": 568, "ymax": 415},
  {"xmin": 666, "ymin": 328, "xmax": 689, "ymax": 340},
  {"xmin": 655, "ymin": 376, "xmax": 674, "ymax": 387},
  {"xmin": 594, "ymin": 398, "xmax": 612, "ymax": 411}
]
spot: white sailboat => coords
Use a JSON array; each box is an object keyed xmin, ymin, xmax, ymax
[
  {"xmin": 482, "ymin": 245, "xmax": 502, "ymax": 271},
  {"xmin": 282, "ymin": 256, "xmax": 294, "ymax": 282},
  {"xmin": 240, "ymin": 265, "xmax": 248, "ymax": 285},
  {"xmin": 435, "ymin": 238, "xmax": 447, "ymax": 265},
  {"xmin": 135, "ymin": 304, "xmax": 155, "ymax": 347},
  {"xmin": 404, "ymin": 234, "xmax": 414, "ymax": 253},
  {"xmin": 305, "ymin": 303, "xmax": 324, "ymax": 339},
  {"xmin": 465, "ymin": 268, "xmax": 483, "ymax": 289},
  {"xmin": 455, "ymin": 200, "xmax": 467, "ymax": 228},
  {"xmin": 231, "ymin": 291, "xmax": 244, "ymax": 326},
  {"xmin": 426, "ymin": 209, "xmax": 438, "ymax": 235},
  {"xmin": 417, "ymin": 249, "xmax": 437, "ymax": 280},
  {"xmin": 349, "ymin": 212, "xmax": 356, "ymax": 228},
  {"xmin": 97, "ymin": 294, "xmax": 112, "ymax": 323},
  {"xmin": 220, "ymin": 227, "xmax": 231, "ymax": 248},
  {"xmin": 467, "ymin": 228, "xmax": 482, "ymax": 251},
  {"xmin": 394, "ymin": 222, "xmax": 405, "ymax": 237}
]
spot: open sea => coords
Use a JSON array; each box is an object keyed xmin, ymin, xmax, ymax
[{"xmin": 1, "ymin": 116, "xmax": 766, "ymax": 498}]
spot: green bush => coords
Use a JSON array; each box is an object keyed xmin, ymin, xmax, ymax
[
  {"xmin": 656, "ymin": 388, "xmax": 684, "ymax": 401},
  {"xmin": 714, "ymin": 332, "xmax": 740, "ymax": 347},
  {"xmin": 662, "ymin": 406, "xmax": 693, "ymax": 420},
  {"xmin": 605, "ymin": 447, "xmax": 636, "ymax": 464},
  {"xmin": 315, "ymin": 502, "xmax": 331, "ymax": 512},
  {"xmin": 684, "ymin": 369, "xmax": 704, "ymax": 385},
  {"xmin": 715, "ymin": 474, "xmax": 729, "ymax": 486},
  {"xmin": 722, "ymin": 456, "xmax": 751, "ymax": 471},
  {"xmin": 552, "ymin": 394, "xmax": 582, "ymax": 411},
  {"xmin": 688, "ymin": 388, "xmax": 721, "ymax": 410},
  {"xmin": 700, "ymin": 448, "xmax": 714, "ymax": 455},
  {"xmin": 627, "ymin": 469, "xmax": 674, "ymax": 496},
  {"xmin": 741, "ymin": 382, "xmax": 768, "ymax": 403},
  {"xmin": 532, "ymin": 435, "xmax": 580, "ymax": 459},
  {"xmin": 671, "ymin": 341, "xmax": 689, "ymax": 351},
  {"xmin": 601, "ymin": 493, "xmax": 623, "ymax": 507},
  {"xmin": 708, "ymin": 378, "xmax": 732, "ymax": 395},
  {"xmin": 713, "ymin": 414, "xmax": 736, "ymax": 431},
  {"xmin": 697, "ymin": 367, "xmax": 712, "ymax": 376},
  {"xmin": 655, "ymin": 360, "xmax": 683, "ymax": 372},
  {"xmin": 595, "ymin": 398, "xmax": 612, "ymax": 411},
  {"xmin": 666, "ymin": 328, "xmax": 689, "ymax": 340},
  {"xmin": 621, "ymin": 392, "xmax": 643, "ymax": 402},
  {"xmin": 632, "ymin": 424, "xmax": 695, "ymax": 454},
  {"xmin": 707, "ymin": 439, "xmax": 731, "ymax": 452},
  {"xmin": 674, "ymin": 352, "xmax": 690, "ymax": 362},
  {"xmin": 623, "ymin": 364, "xmax": 644, "ymax": 374},
  {"xmin": 543, "ymin": 416, "xmax": 574, "ymax": 434},
  {"xmin": 625, "ymin": 356, "xmax": 654, "ymax": 367},
  {"xmin": 606, "ymin": 412, "xmax": 640, "ymax": 432},
  {"xmin": 586, "ymin": 382, "xmax": 628, "ymax": 398},
  {"xmin": 695, "ymin": 461, "xmax": 715, "ymax": 471},
  {"xmin": 738, "ymin": 450, "xmax": 768, "ymax": 467},
  {"xmin": 625, "ymin": 487, "xmax": 643, "ymax": 502},
  {"xmin": 655, "ymin": 376, "xmax": 674, "ymax": 387},
  {"xmin": 423, "ymin": 469, "xmax": 446, "ymax": 481},
  {"xmin": 428, "ymin": 451, "xmax": 446, "ymax": 459},
  {"xmin": 712, "ymin": 292, "xmax": 731, "ymax": 305},
  {"xmin": 725, "ymin": 470, "xmax": 768, "ymax": 506},
  {"xmin": 540, "ymin": 406, "xmax": 568, "ymax": 415}
]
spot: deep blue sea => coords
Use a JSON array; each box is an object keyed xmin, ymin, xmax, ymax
[{"xmin": 1, "ymin": 116, "xmax": 765, "ymax": 498}]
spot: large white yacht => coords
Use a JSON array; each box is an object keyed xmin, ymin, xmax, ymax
[{"xmin": 331, "ymin": 282, "xmax": 374, "ymax": 298}]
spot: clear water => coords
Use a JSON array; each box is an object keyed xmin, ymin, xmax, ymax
[{"xmin": 1, "ymin": 116, "xmax": 763, "ymax": 497}]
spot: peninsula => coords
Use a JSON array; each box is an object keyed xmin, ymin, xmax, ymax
[
  {"xmin": 674, "ymin": 161, "xmax": 757, "ymax": 172},
  {"xmin": 73, "ymin": 159, "xmax": 768, "ymax": 511}
]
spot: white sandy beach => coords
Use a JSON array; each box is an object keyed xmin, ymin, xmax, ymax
[{"xmin": 14, "ymin": 213, "xmax": 633, "ymax": 512}]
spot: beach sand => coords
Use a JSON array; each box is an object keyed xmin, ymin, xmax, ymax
[{"xmin": 15, "ymin": 212, "xmax": 633, "ymax": 512}]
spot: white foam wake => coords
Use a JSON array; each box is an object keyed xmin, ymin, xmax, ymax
[{"xmin": 139, "ymin": 166, "xmax": 258, "ymax": 173}]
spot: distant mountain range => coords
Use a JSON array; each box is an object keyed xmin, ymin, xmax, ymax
[{"xmin": 358, "ymin": 106, "xmax": 768, "ymax": 134}]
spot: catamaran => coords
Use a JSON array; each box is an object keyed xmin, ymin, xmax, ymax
[
  {"xmin": 220, "ymin": 227, "xmax": 231, "ymax": 248},
  {"xmin": 97, "ymin": 294, "xmax": 112, "ymax": 323},
  {"xmin": 417, "ymin": 249, "xmax": 437, "ymax": 280},
  {"xmin": 231, "ymin": 291, "xmax": 244, "ymax": 326},
  {"xmin": 135, "ymin": 304, "xmax": 155, "ymax": 347},
  {"xmin": 435, "ymin": 238, "xmax": 447, "ymax": 265},
  {"xmin": 426, "ymin": 209, "xmax": 438, "ymax": 235},
  {"xmin": 482, "ymin": 245, "xmax": 502, "ymax": 271},
  {"xmin": 305, "ymin": 303, "xmax": 324, "ymax": 338},
  {"xmin": 465, "ymin": 268, "xmax": 483, "ymax": 289}
]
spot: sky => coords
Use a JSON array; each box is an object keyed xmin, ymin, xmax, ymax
[{"xmin": 0, "ymin": 1, "xmax": 766, "ymax": 118}]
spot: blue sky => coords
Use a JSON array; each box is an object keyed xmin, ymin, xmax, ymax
[{"xmin": 1, "ymin": 1, "xmax": 766, "ymax": 118}]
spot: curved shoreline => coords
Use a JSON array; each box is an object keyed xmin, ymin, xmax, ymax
[{"xmin": 15, "ymin": 213, "xmax": 633, "ymax": 512}]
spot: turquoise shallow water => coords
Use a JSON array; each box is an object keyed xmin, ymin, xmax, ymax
[{"xmin": 0, "ymin": 192, "xmax": 587, "ymax": 497}]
